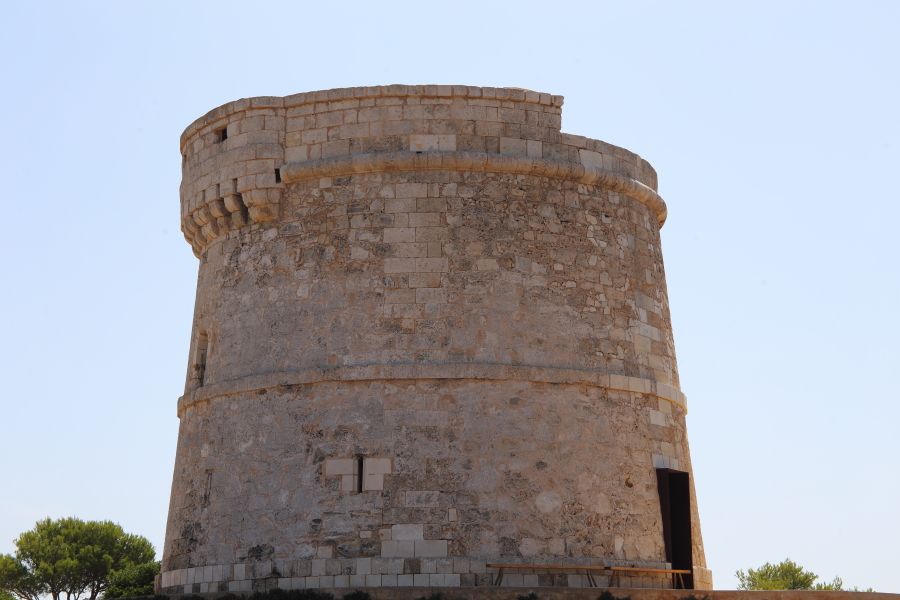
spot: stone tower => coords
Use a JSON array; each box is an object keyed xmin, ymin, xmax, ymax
[{"xmin": 161, "ymin": 85, "xmax": 712, "ymax": 594}]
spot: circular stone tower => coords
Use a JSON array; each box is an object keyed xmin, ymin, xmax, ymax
[{"xmin": 161, "ymin": 85, "xmax": 712, "ymax": 594}]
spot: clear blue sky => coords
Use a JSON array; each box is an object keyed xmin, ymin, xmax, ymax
[{"xmin": 1, "ymin": 0, "xmax": 897, "ymax": 592}]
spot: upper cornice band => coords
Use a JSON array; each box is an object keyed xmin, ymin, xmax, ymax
[{"xmin": 281, "ymin": 150, "xmax": 667, "ymax": 226}]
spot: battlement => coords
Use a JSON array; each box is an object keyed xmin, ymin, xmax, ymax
[{"xmin": 179, "ymin": 85, "xmax": 661, "ymax": 256}]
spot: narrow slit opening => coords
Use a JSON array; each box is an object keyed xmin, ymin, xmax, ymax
[
  {"xmin": 356, "ymin": 456, "xmax": 364, "ymax": 493},
  {"xmin": 274, "ymin": 168, "xmax": 281, "ymax": 184},
  {"xmin": 194, "ymin": 331, "xmax": 208, "ymax": 388},
  {"xmin": 202, "ymin": 469, "xmax": 213, "ymax": 506}
]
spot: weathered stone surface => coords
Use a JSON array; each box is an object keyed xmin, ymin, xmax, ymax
[{"xmin": 162, "ymin": 85, "xmax": 711, "ymax": 593}]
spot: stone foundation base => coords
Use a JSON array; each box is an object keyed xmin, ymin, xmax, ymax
[
  {"xmin": 153, "ymin": 586, "xmax": 897, "ymax": 600},
  {"xmin": 160, "ymin": 560, "xmax": 706, "ymax": 595},
  {"xmin": 162, "ymin": 574, "xmax": 674, "ymax": 595}
]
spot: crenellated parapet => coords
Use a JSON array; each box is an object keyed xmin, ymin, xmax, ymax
[{"xmin": 179, "ymin": 85, "xmax": 661, "ymax": 256}]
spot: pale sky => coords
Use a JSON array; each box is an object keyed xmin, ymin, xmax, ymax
[{"xmin": 1, "ymin": 0, "xmax": 897, "ymax": 592}]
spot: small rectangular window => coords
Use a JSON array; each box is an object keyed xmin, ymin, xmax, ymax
[{"xmin": 215, "ymin": 127, "xmax": 227, "ymax": 143}]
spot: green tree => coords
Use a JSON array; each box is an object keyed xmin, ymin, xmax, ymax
[
  {"xmin": 0, "ymin": 556, "xmax": 42, "ymax": 600},
  {"xmin": 736, "ymin": 558, "xmax": 820, "ymax": 590},
  {"xmin": 0, "ymin": 518, "xmax": 155, "ymax": 600},
  {"xmin": 736, "ymin": 559, "xmax": 873, "ymax": 592},
  {"xmin": 104, "ymin": 562, "xmax": 159, "ymax": 599}
]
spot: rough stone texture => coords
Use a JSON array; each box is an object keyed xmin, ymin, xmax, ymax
[
  {"xmin": 152, "ymin": 589, "xmax": 900, "ymax": 600},
  {"xmin": 162, "ymin": 85, "xmax": 712, "ymax": 594}
]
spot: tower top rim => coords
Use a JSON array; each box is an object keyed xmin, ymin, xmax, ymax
[{"xmin": 181, "ymin": 85, "xmax": 564, "ymax": 150}]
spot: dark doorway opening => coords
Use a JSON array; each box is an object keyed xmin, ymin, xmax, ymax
[{"xmin": 656, "ymin": 468, "xmax": 693, "ymax": 589}]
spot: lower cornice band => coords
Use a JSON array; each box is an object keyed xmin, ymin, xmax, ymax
[{"xmin": 177, "ymin": 363, "xmax": 687, "ymax": 417}]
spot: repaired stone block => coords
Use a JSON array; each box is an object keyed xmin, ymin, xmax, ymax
[
  {"xmin": 414, "ymin": 539, "xmax": 448, "ymax": 557},
  {"xmin": 390, "ymin": 524, "xmax": 423, "ymax": 540}
]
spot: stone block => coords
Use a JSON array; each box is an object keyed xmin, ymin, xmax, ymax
[
  {"xmin": 398, "ymin": 574, "xmax": 414, "ymax": 586},
  {"xmin": 499, "ymin": 137, "xmax": 527, "ymax": 156},
  {"xmin": 384, "ymin": 227, "xmax": 416, "ymax": 243},
  {"xmin": 410, "ymin": 134, "xmax": 456, "ymax": 152},
  {"xmin": 408, "ymin": 272, "xmax": 442, "ymax": 288},
  {"xmin": 389, "ymin": 242, "xmax": 428, "ymax": 258},
  {"xmin": 365, "ymin": 574, "xmax": 382, "ymax": 587},
  {"xmin": 409, "ymin": 212, "xmax": 443, "ymax": 227},
  {"xmin": 405, "ymin": 490, "xmax": 441, "ymax": 506},
  {"xmin": 324, "ymin": 458, "xmax": 355, "ymax": 476},
  {"xmin": 414, "ymin": 258, "xmax": 448, "ymax": 272},
  {"xmin": 414, "ymin": 539, "xmax": 448, "ymax": 557},
  {"xmin": 356, "ymin": 558, "xmax": 371, "ymax": 575},
  {"xmin": 475, "ymin": 258, "xmax": 499, "ymax": 271},
  {"xmin": 395, "ymin": 183, "xmax": 428, "ymax": 198},
  {"xmin": 391, "ymin": 523, "xmax": 424, "ymax": 540},
  {"xmin": 311, "ymin": 559, "xmax": 326, "ymax": 576},
  {"xmin": 416, "ymin": 198, "xmax": 446, "ymax": 212},
  {"xmin": 381, "ymin": 540, "xmax": 415, "ymax": 557},
  {"xmin": 385, "ymin": 289, "xmax": 417, "ymax": 304},
  {"xmin": 415, "ymin": 227, "xmax": 448, "ymax": 242},
  {"xmin": 413, "ymin": 574, "xmax": 429, "ymax": 587},
  {"xmin": 363, "ymin": 457, "xmax": 393, "ymax": 475},
  {"xmin": 363, "ymin": 473, "xmax": 385, "ymax": 491},
  {"xmin": 649, "ymin": 409, "xmax": 667, "ymax": 427},
  {"xmin": 385, "ymin": 198, "xmax": 416, "ymax": 213},
  {"xmin": 384, "ymin": 258, "xmax": 416, "ymax": 273}
]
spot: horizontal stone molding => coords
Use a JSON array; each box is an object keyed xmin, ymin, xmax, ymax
[
  {"xmin": 159, "ymin": 557, "xmax": 682, "ymax": 593},
  {"xmin": 280, "ymin": 151, "xmax": 667, "ymax": 226},
  {"xmin": 177, "ymin": 363, "xmax": 687, "ymax": 417}
]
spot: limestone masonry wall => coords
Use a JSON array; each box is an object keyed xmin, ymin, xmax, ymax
[{"xmin": 162, "ymin": 86, "xmax": 710, "ymax": 595}]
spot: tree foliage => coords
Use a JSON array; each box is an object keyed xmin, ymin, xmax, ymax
[
  {"xmin": 736, "ymin": 558, "xmax": 871, "ymax": 592},
  {"xmin": 736, "ymin": 558, "xmax": 818, "ymax": 590},
  {"xmin": 104, "ymin": 562, "xmax": 159, "ymax": 599},
  {"xmin": 0, "ymin": 518, "xmax": 155, "ymax": 600}
]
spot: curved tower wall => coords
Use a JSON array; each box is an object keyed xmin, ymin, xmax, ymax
[{"xmin": 161, "ymin": 85, "xmax": 711, "ymax": 593}]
